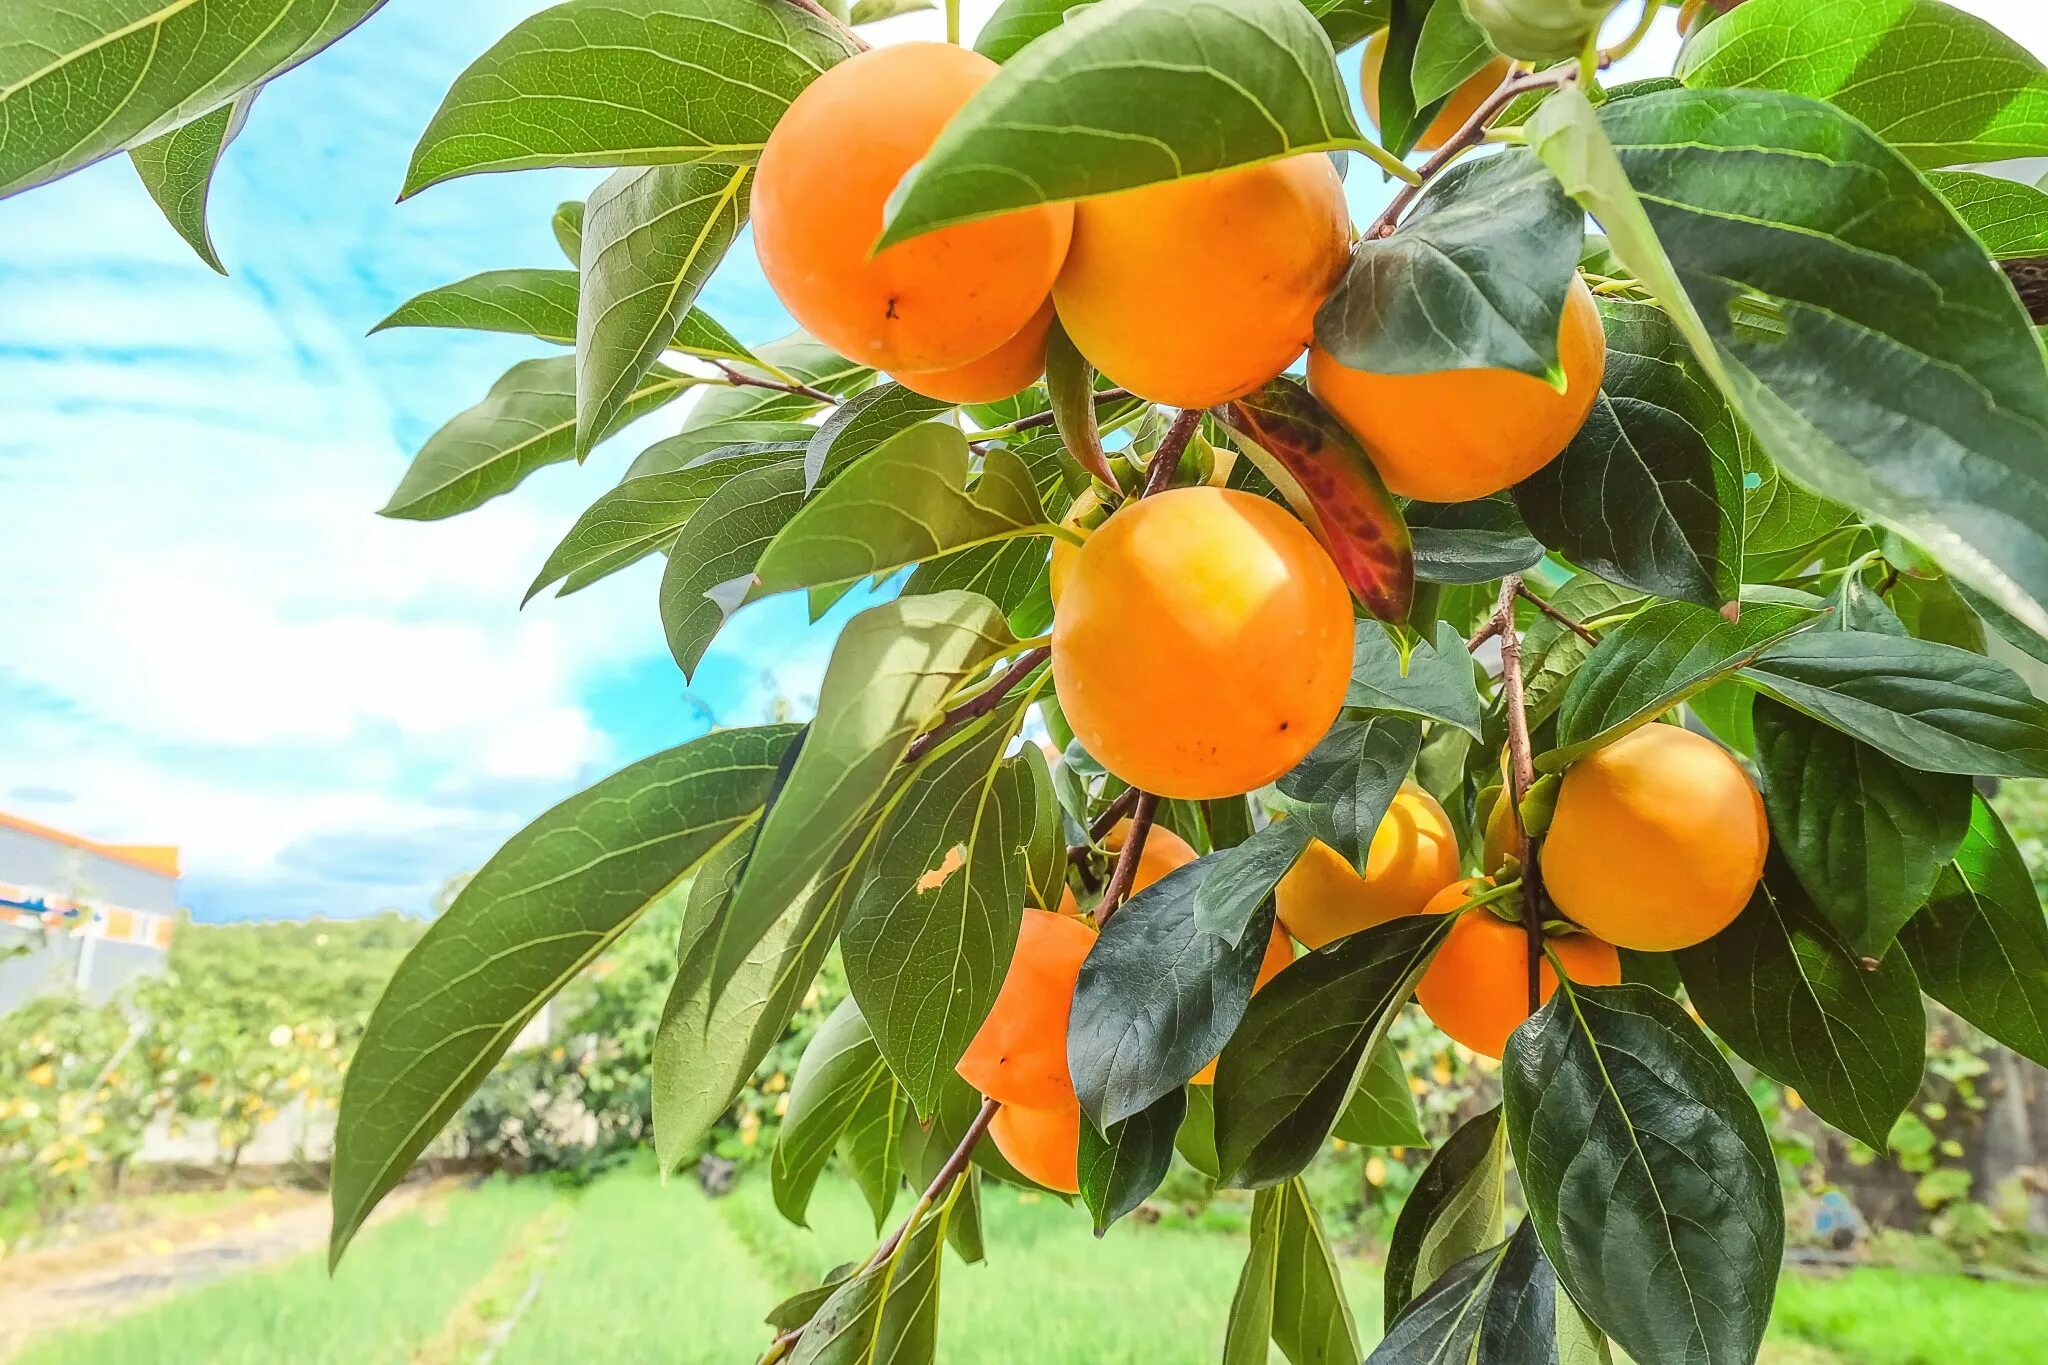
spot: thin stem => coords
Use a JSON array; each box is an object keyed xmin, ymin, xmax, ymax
[
  {"xmin": 1516, "ymin": 582, "xmax": 1600, "ymax": 646},
  {"xmin": 902, "ymin": 647, "xmax": 1049, "ymax": 767},
  {"xmin": 1367, "ymin": 66, "xmax": 1579, "ymax": 241},
  {"xmin": 1142, "ymin": 408, "xmax": 1204, "ymax": 496},
  {"xmin": 1488, "ymin": 575, "xmax": 1547, "ymax": 1014},
  {"xmin": 1601, "ymin": 0, "xmax": 1666, "ymax": 65},
  {"xmin": 1004, "ymin": 388, "xmax": 1136, "ymax": 435},
  {"xmin": 1342, "ymin": 137, "xmax": 1425, "ymax": 187},
  {"xmin": 946, "ymin": 0, "xmax": 961, "ymax": 44},
  {"xmin": 1094, "ymin": 791, "xmax": 1160, "ymax": 923},
  {"xmin": 1087, "ymin": 787, "xmax": 1141, "ymax": 843},
  {"xmin": 708, "ymin": 358, "xmax": 839, "ymax": 405}
]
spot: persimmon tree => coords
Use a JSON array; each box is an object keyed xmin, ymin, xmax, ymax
[{"xmin": 11, "ymin": 0, "xmax": 2048, "ymax": 1360}]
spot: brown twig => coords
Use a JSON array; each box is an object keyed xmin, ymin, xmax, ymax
[
  {"xmin": 709, "ymin": 358, "xmax": 840, "ymax": 406},
  {"xmin": 1142, "ymin": 408, "xmax": 1204, "ymax": 496},
  {"xmin": 1087, "ymin": 787, "xmax": 1140, "ymax": 842},
  {"xmin": 903, "ymin": 647, "xmax": 1050, "ymax": 767},
  {"xmin": 1094, "ymin": 791, "xmax": 1160, "ymax": 924},
  {"xmin": 1516, "ymin": 582, "xmax": 1600, "ymax": 646},
  {"xmin": 1486, "ymin": 575, "xmax": 1547, "ymax": 1013},
  {"xmin": 1008, "ymin": 387, "xmax": 1136, "ymax": 434},
  {"xmin": 1367, "ymin": 66, "xmax": 1582, "ymax": 242}
]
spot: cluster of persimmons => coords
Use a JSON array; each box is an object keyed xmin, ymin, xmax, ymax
[{"xmin": 752, "ymin": 39, "xmax": 1769, "ymax": 1192}]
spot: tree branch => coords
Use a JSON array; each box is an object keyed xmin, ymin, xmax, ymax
[
  {"xmin": 1141, "ymin": 408, "xmax": 1204, "ymax": 496},
  {"xmin": 1367, "ymin": 66, "xmax": 1582, "ymax": 242},
  {"xmin": 1094, "ymin": 791, "xmax": 1159, "ymax": 924},
  {"xmin": 708, "ymin": 358, "xmax": 840, "ymax": 406},
  {"xmin": 1486, "ymin": 575, "xmax": 1547, "ymax": 1013},
  {"xmin": 1516, "ymin": 582, "xmax": 1600, "ymax": 646},
  {"xmin": 903, "ymin": 647, "xmax": 1050, "ymax": 767},
  {"xmin": 1006, "ymin": 388, "xmax": 1136, "ymax": 435}
]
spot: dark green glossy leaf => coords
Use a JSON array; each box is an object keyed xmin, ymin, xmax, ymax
[
  {"xmin": 1348, "ymin": 620, "xmax": 1485, "ymax": 738},
  {"xmin": 402, "ymin": 0, "xmax": 860, "ymax": 196},
  {"xmin": 1315, "ymin": 149, "xmax": 1578, "ymax": 381},
  {"xmin": 1514, "ymin": 297, "xmax": 1743, "ymax": 610},
  {"xmin": 1410, "ymin": 0, "xmax": 1497, "ymax": 108},
  {"xmin": 880, "ymin": 0, "xmax": 1365, "ymax": 247},
  {"xmin": 1742, "ymin": 628, "xmax": 2048, "ymax": 778},
  {"xmin": 767, "ymin": 1266, "xmax": 858, "ymax": 1333},
  {"xmin": 899, "ymin": 1073, "xmax": 988, "ymax": 1262},
  {"xmin": 1277, "ymin": 713, "xmax": 1425, "ymax": 874},
  {"xmin": 626, "ymin": 424, "xmax": 812, "ymax": 480},
  {"xmin": 1368, "ymin": 1222, "xmax": 1554, "ymax": 1365},
  {"xmin": 1503, "ymin": 983, "xmax": 1782, "ymax": 1365},
  {"xmin": 1331, "ymin": 1041, "xmax": 1423, "ymax": 1146},
  {"xmin": 1520, "ymin": 575, "xmax": 1647, "ymax": 728},
  {"xmin": 1899, "ymin": 798, "xmax": 2048, "ymax": 1068},
  {"xmin": 1678, "ymin": 0, "xmax": 2048, "ymax": 169},
  {"xmin": 845, "ymin": 706, "xmax": 1037, "ymax": 1117},
  {"xmin": 1384, "ymin": 1107, "xmax": 1506, "ymax": 1328},
  {"xmin": 1675, "ymin": 866, "xmax": 1925, "ymax": 1150},
  {"xmin": 381, "ymin": 357, "xmax": 691, "ymax": 521},
  {"xmin": 1215, "ymin": 914, "xmax": 1452, "ymax": 1187},
  {"xmin": 1545, "ymin": 597, "xmax": 1818, "ymax": 768},
  {"xmin": 1225, "ymin": 1178, "xmax": 1361, "ymax": 1365},
  {"xmin": 1406, "ymin": 496, "xmax": 1545, "ymax": 585},
  {"xmin": 577, "ymin": 163, "xmax": 751, "ymax": 452},
  {"xmin": 1218, "ymin": 378, "xmax": 1415, "ymax": 622},
  {"xmin": 1752, "ymin": 698, "xmax": 1972, "ymax": 956},
  {"xmin": 1079, "ymin": 1087, "xmax": 1186, "ymax": 1234},
  {"xmin": 1, "ymin": 1, "xmax": 380, "ymax": 199},
  {"xmin": 1194, "ymin": 818, "xmax": 1313, "ymax": 945},
  {"xmin": 331, "ymin": 724, "xmax": 797, "ymax": 1266},
  {"xmin": 1071, "ymin": 861, "xmax": 1280, "ymax": 1126},
  {"xmin": 129, "ymin": 89, "xmax": 256, "ymax": 274},
  {"xmin": 374, "ymin": 269, "xmax": 581, "ymax": 345}
]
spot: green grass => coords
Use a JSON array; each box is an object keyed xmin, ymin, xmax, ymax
[
  {"xmin": 19, "ymin": 1177, "xmax": 554, "ymax": 1365},
  {"xmin": 1770, "ymin": 1267, "xmax": 2048, "ymax": 1365},
  {"xmin": 21, "ymin": 1165, "xmax": 2048, "ymax": 1364}
]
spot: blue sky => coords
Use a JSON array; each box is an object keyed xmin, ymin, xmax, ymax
[{"xmin": 0, "ymin": 1, "xmax": 2029, "ymax": 923}]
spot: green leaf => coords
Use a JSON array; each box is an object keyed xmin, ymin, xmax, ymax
[
  {"xmin": 1535, "ymin": 84, "xmax": 2048, "ymax": 644},
  {"xmin": 401, "ymin": 0, "xmax": 860, "ymax": 197},
  {"xmin": 974, "ymin": 0, "xmax": 1096, "ymax": 62},
  {"xmin": 709, "ymin": 593, "xmax": 1018, "ymax": 998},
  {"xmin": 845, "ymin": 706, "xmax": 1038, "ymax": 1118},
  {"xmin": 1044, "ymin": 319, "xmax": 1121, "ymax": 489},
  {"xmin": 1346, "ymin": 620, "xmax": 1483, "ymax": 737},
  {"xmin": 1503, "ymin": 983, "xmax": 1783, "ymax": 1365},
  {"xmin": 1215, "ymin": 914, "xmax": 1452, "ymax": 1188},
  {"xmin": 1305, "ymin": 0, "xmax": 1393, "ymax": 53},
  {"xmin": 1079, "ymin": 1087, "xmax": 1187, "ymax": 1234},
  {"xmin": 879, "ymin": 0, "xmax": 1365, "ymax": 248},
  {"xmin": 1674, "ymin": 866, "xmax": 1925, "ymax": 1151},
  {"xmin": 768, "ymin": 1266, "xmax": 859, "ymax": 1333},
  {"xmin": 1752, "ymin": 698, "xmax": 1972, "ymax": 956},
  {"xmin": 839, "ymin": 1063, "xmax": 907, "ymax": 1232},
  {"xmin": 755, "ymin": 426, "xmax": 1048, "ymax": 596},
  {"xmin": 1315, "ymin": 149, "xmax": 1578, "ymax": 381},
  {"xmin": 1384, "ymin": 1107, "xmax": 1506, "ymax": 1329},
  {"xmin": 1368, "ymin": 1223, "xmax": 1554, "ymax": 1365},
  {"xmin": 0, "ymin": 1, "xmax": 383, "ymax": 199},
  {"xmin": 1519, "ymin": 574, "xmax": 1647, "ymax": 728},
  {"xmin": 1928, "ymin": 170, "xmax": 2048, "ymax": 259},
  {"xmin": 553, "ymin": 200, "xmax": 584, "ymax": 263},
  {"xmin": 1226, "ymin": 1178, "xmax": 1362, "ymax": 1365},
  {"xmin": 1513, "ymin": 297, "xmax": 1744, "ymax": 610},
  {"xmin": 898, "ymin": 1074, "xmax": 988, "ymax": 1262},
  {"xmin": 1545, "ymin": 597, "xmax": 1818, "ymax": 769},
  {"xmin": 373, "ymin": 269, "xmax": 581, "ymax": 345},
  {"xmin": 1277, "ymin": 713, "xmax": 1425, "ymax": 875},
  {"xmin": 1678, "ymin": 0, "xmax": 2048, "ymax": 169},
  {"xmin": 576, "ymin": 163, "xmax": 751, "ymax": 452},
  {"xmin": 805, "ymin": 384, "xmax": 956, "ymax": 492},
  {"xmin": 1405, "ymin": 496, "xmax": 1544, "ymax": 586},
  {"xmin": 850, "ymin": 0, "xmax": 932, "ymax": 20},
  {"xmin": 1899, "ymin": 798, "xmax": 2048, "ymax": 1068},
  {"xmin": 1194, "ymin": 818, "xmax": 1313, "ymax": 945},
  {"xmin": 1409, "ymin": 0, "xmax": 1496, "ymax": 108},
  {"xmin": 1741, "ymin": 628, "xmax": 2048, "ymax": 778},
  {"xmin": 1331, "ymin": 1041, "xmax": 1423, "ymax": 1146},
  {"xmin": 659, "ymin": 458, "xmax": 808, "ymax": 679},
  {"xmin": 1217, "ymin": 379, "xmax": 1415, "ymax": 622},
  {"xmin": 1176, "ymin": 1084, "xmax": 1222, "ymax": 1179},
  {"xmin": 1071, "ymin": 862, "xmax": 1283, "ymax": 1126},
  {"xmin": 330, "ymin": 724, "xmax": 797, "ymax": 1267},
  {"xmin": 685, "ymin": 333, "xmax": 871, "ymax": 429},
  {"xmin": 381, "ymin": 357, "xmax": 691, "ymax": 521},
  {"xmin": 788, "ymin": 1185, "xmax": 953, "ymax": 1365},
  {"xmin": 1743, "ymin": 442, "xmax": 1852, "ymax": 573},
  {"xmin": 627, "ymin": 423, "xmax": 812, "ymax": 480},
  {"xmin": 773, "ymin": 997, "xmax": 895, "ymax": 1225},
  {"xmin": 527, "ymin": 448, "xmax": 793, "ymax": 603},
  {"xmin": 128, "ymin": 89, "xmax": 257, "ymax": 274}
]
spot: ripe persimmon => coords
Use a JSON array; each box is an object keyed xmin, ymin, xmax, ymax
[
  {"xmin": 753, "ymin": 43, "xmax": 1073, "ymax": 373},
  {"xmin": 1051, "ymin": 488, "xmax": 1352, "ymax": 800},
  {"xmin": 1101, "ymin": 818, "xmax": 1197, "ymax": 894},
  {"xmin": 988, "ymin": 1100, "xmax": 1081, "ymax": 1194},
  {"xmin": 1192, "ymin": 923, "xmax": 1294, "ymax": 1085},
  {"xmin": 1051, "ymin": 156, "xmax": 1351, "ymax": 408},
  {"xmin": 957, "ymin": 908, "xmax": 1095, "ymax": 1108},
  {"xmin": 1361, "ymin": 32, "xmax": 1514, "ymax": 152},
  {"xmin": 892, "ymin": 298, "xmax": 1055, "ymax": 404},
  {"xmin": 1048, "ymin": 487, "xmax": 1107, "ymax": 610},
  {"xmin": 1308, "ymin": 276, "xmax": 1606, "ymax": 502},
  {"xmin": 1541, "ymin": 723, "xmax": 1768, "ymax": 952},
  {"xmin": 1415, "ymin": 900, "xmax": 1621, "ymax": 1059},
  {"xmin": 1274, "ymin": 785, "xmax": 1462, "ymax": 949}
]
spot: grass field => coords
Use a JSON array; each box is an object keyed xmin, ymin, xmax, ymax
[{"xmin": 21, "ymin": 1165, "xmax": 2045, "ymax": 1365}]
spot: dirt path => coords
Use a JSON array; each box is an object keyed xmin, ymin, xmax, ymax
[{"xmin": 0, "ymin": 1182, "xmax": 449, "ymax": 1361}]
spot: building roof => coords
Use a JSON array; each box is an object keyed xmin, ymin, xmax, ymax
[{"xmin": 0, "ymin": 811, "xmax": 181, "ymax": 879}]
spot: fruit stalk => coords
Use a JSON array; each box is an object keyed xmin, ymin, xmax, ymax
[
  {"xmin": 707, "ymin": 358, "xmax": 841, "ymax": 406},
  {"xmin": 1094, "ymin": 791, "xmax": 1161, "ymax": 924},
  {"xmin": 903, "ymin": 647, "xmax": 1051, "ymax": 767},
  {"xmin": 1368, "ymin": 65, "xmax": 1584, "ymax": 242},
  {"xmin": 1515, "ymin": 581, "xmax": 1600, "ymax": 645}
]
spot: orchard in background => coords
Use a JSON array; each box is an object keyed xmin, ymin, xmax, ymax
[{"xmin": 10, "ymin": 0, "xmax": 2048, "ymax": 1361}]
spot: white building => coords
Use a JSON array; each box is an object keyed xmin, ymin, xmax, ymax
[{"xmin": 0, "ymin": 811, "xmax": 181, "ymax": 1014}]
